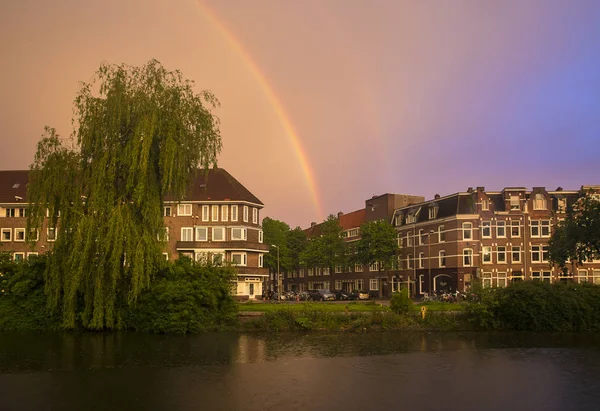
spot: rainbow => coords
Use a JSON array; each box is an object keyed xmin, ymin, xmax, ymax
[{"xmin": 195, "ymin": 1, "xmax": 324, "ymax": 220}]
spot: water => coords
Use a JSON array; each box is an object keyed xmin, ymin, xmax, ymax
[{"xmin": 1, "ymin": 331, "xmax": 600, "ymax": 411}]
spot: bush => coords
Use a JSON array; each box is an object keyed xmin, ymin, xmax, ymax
[{"xmin": 390, "ymin": 289, "xmax": 413, "ymax": 315}]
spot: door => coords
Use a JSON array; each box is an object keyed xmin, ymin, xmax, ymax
[{"xmin": 249, "ymin": 283, "xmax": 255, "ymax": 297}]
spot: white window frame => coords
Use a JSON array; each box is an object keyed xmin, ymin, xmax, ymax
[
  {"xmin": 533, "ymin": 194, "xmax": 547, "ymax": 210},
  {"xmin": 195, "ymin": 227, "xmax": 208, "ymax": 241},
  {"xmin": 163, "ymin": 206, "xmax": 172, "ymax": 217},
  {"xmin": 463, "ymin": 248, "xmax": 473, "ymax": 267},
  {"xmin": 419, "ymin": 229, "xmax": 425, "ymax": 245},
  {"xmin": 243, "ymin": 206, "xmax": 249, "ymax": 222},
  {"xmin": 231, "ymin": 252, "xmax": 247, "ymax": 266},
  {"xmin": 497, "ymin": 272, "xmax": 508, "ymax": 288},
  {"xmin": 496, "ymin": 221, "xmax": 506, "ymax": 238},
  {"xmin": 202, "ymin": 205, "xmax": 209, "ymax": 222},
  {"xmin": 510, "ymin": 194, "xmax": 520, "ymax": 210},
  {"xmin": 258, "ymin": 230, "xmax": 263, "ymax": 243},
  {"xmin": 1, "ymin": 228, "xmax": 11, "ymax": 242},
  {"xmin": 181, "ymin": 227, "xmax": 193, "ymax": 242},
  {"xmin": 481, "ymin": 198, "xmax": 490, "ymax": 211},
  {"xmin": 541, "ymin": 221, "xmax": 551, "ymax": 237},
  {"xmin": 418, "ymin": 252, "xmax": 424, "ymax": 269},
  {"xmin": 221, "ymin": 205, "xmax": 228, "ymax": 222},
  {"xmin": 531, "ymin": 245, "xmax": 542, "ymax": 262},
  {"xmin": 211, "ymin": 205, "xmax": 219, "ymax": 222},
  {"xmin": 438, "ymin": 225, "xmax": 445, "ymax": 242},
  {"xmin": 14, "ymin": 228, "xmax": 25, "ymax": 242},
  {"xmin": 530, "ymin": 221, "xmax": 540, "ymax": 238},
  {"xmin": 462, "ymin": 222, "xmax": 473, "ymax": 240},
  {"xmin": 369, "ymin": 278, "xmax": 380, "ymax": 291},
  {"xmin": 369, "ymin": 262, "xmax": 379, "ymax": 272},
  {"xmin": 482, "ymin": 272, "xmax": 492, "ymax": 288},
  {"xmin": 407, "ymin": 232, "xmax": 413, "ymax": 247},
  {"xmin": 252, "ymin": 207, "xmax": 258, "ymax": 224},
  {"xmin": 511, "ymin": 220, "xmax": 521, "ymax": 237},
  {"xmin": 335, "ymin": 265, "xmax": 343, "ymax": 274},
  {"xmin": 258, "ymin": 254, "xmax": 263, "ymax": 268},
  {"xmin": 407, "ymin": 254, "xmax": 413, "ymax": 269},
  {"xmin": 47, "ymin": 228, "xmax": 56, "ymax": 242},
  {"xmin": 497, "ymin": 246, "xmax": 507, "ymax": 263},
  {"xmin": 231, "ymin": 205, "xmax": 238, "ymax": 222},
  {"xmin": 511, "ymin": 246, "xmax": 521, "ymax": 263},
  {"xmin": 178, "ymin": 203, "xmax": 192, "ymax": 216},
  {"xmin": 481, "ymin": 221, "xmax": 491, "ymax": 238},
  {"xmin": 578, "ymin": 269, "xmax": 588, "ymax": 283},
  {"xmin": 354, "ymin": 263, "xmax": 363, "ymax": 272},
  {"xmin": 557, "ymin": 198, "xmax": 567, "ymax": 213},
  {"xmin": 335, "ymin": 280, "xmax": 342, "ymax": 290},
  {"xmin": 212, "ymin": 252, "xmax": 224, "ymax": 265},
  {"xmin": 13, "ymin": 252, "xmax": 25, "ymax": 262},
  {"xmin": 482, "ymin": 246, "xmax": 492, "ymax": 264},
  {"xmin": 439, "ymin": 250, "xmax": 446, "ymax": 267},
  {"xmin": 323, "ymin": 267, "xmax": 330, "ymax": 275},
  {"xmin": 231, "ymin": 227, "xmax": 247, "ymax": 241},
  {"xmin": 212, "ymin": 227, "xmax": 225, "ymax": 241}
]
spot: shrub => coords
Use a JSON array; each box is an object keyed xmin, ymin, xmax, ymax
[{"xmin": 390, "ymin": 289, "xmax": 413, "ymax": 315}]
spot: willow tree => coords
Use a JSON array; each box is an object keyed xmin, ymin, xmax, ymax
[{"xmin": 27, "ymin": 60, "xmax": 222, "ymax": 329}]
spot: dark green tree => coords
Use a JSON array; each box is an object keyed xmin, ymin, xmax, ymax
[
  {"xmin": 301, "ymin": 214, "xmax": 346, "ymax": 272},
  {"xmin": 356, "ymin": 220, "xmax": 399, "ymax": 271},
  {"xmin": 550, "ymin": 192, "xmax": 600, "ymax": 272},
  {"xmin": 286, "ymin": 227, "xmax": 307, "ymax": 273},
  {"xmin": 27, "ymin": 60, "xmax": 222, "ymax": 329},
  {"xmin": 262, "ymin": 217, "xmax": 292, "ymax": 273}
]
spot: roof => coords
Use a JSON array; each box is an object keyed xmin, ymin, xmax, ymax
[
  {"xmin": 0, "ymin": 168, "xmax": 263, "ymax": 206},
  {"xmin": 304, "ymin": 208, "xmax": 365, "ymax": 237}
]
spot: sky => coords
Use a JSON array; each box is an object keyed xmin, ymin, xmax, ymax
[{"xmin": 1, "ymin": 0, "xmax": 600, "ymax": 228}]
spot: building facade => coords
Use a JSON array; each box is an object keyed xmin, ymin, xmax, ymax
[{"xmin": 0, "ymin": 169, "xmax": 268, "ymax": 300}]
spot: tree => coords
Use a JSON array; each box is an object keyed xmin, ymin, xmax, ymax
[
  {"xmin": 262, "ymin": 217, "xmax": 291, "ymax": 273},
  {"xmin": 27, "ymin": 60, "xmax": 222, "ymax": 329},
  {"xmin": 549, "ymin": 193, "xmax": 600, "ymax": 272},
  {"xmin": 355, "ymin": 220, "xmax": 399, "ymax": 271},
  {"xmin": 286, "ymin": 227, "xmax": 307, "ymax": 273},
  {"xmin": 301, "ymin": 215, "xmax": 346, "ymax": 272}
]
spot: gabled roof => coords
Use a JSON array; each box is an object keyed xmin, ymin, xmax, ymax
[
  {"xmin": 304, "ymin": 209, "xmax": 365, "ymax": 237},
  {"xmin": 0, "ymin": 168, "xmax": 263, "ymax": 206}
]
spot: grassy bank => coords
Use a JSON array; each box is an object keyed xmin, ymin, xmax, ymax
[{"xmin": 238, "ymin": 301, "xmax": 467, "ymax": 313}]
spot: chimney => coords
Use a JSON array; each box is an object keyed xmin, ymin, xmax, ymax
[
  {"xmin": 337, "ymin": 211, "xmax": 343, "ymax": 218},
  {"xmin": 556, "ymin": 187, "xmax": 563, "ymax": 191},
  {"xmin": 434, "ymin": 194, "xmax": 440, "ymax": 199},
  {"xmin": 476, "ymin": 186, "xmax": 485, "ymax": 192},
  {"xmin": 467, "ymin": 187, "xmax": 473, "ymax": 193},
  {"xmin": 310, "ymin": 222, "xmax": 316, "ymax": 228}
]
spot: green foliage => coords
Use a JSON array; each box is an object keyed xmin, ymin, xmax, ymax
[
  {"xmin": 125, "ymin": 258, "xmax": 238, "ymax": 333},
  {"xmin": 26, "ymin": 60, "xmax": 222, "ymax": 329},
  {"xmin": 467, "ymin": 281, "xmax": 600, "ymax": 331},
  {"xmin": 390, "ymin": 289, "xmax": 414, "ymax": 315},
  {"xmin": 301, "ymin": 214, "xmax": 346, "ymax": 271},
  {"xmin": 550, "ymin": 192, "xmax": 600, "ymax": 271},
  {"xmin": 356, "ymin": 220, "xmax": 399, "ymax": 270}
]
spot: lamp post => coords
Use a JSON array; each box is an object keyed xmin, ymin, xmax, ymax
[
  {"xmin": 271, "ymin": 244, "xmax": 280, "ymax": 302},
  {"xmin": 428, "ymin": 230, "xmax": 434, "ymax": 295}
]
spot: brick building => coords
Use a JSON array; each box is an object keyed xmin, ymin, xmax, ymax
[{"xmin": 0, "ymin": 169, "xmax": 268, "ymax": 300}]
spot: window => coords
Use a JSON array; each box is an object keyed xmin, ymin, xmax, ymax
[
  {"xmin": 557, "ymin": 198, "xmax": 567, "ymax": 213},
  {"xmin": 212, "ymin": 227, "xmax": 225, "ymax": 241},
  {"xmin": 438, "ymin": 225, "xmax": 445, "ymax": 242},
  {"xmin": 482, "ymin": 272, "xmax": 492, "ymax": 288},
  {"xmin": 5, "ymin": 208, "xmax": 15, "ymax": 217},
  {"xmin": 1, "ymin": 228, "xmax": 11, "ymax": 242},
  {"xmin": 531, "ymin": 245, "xmax": 548, "ymax": 263},
  {"xmin": 419, "ymin": 275, "xmax": 425, "ymax": 294},
  {"xmin": 532, "ymin": 271, "xmax": 552, "ymax": 282},
  {"xmin": 181, "ymin": 227, "xmax": 193, "ymax": 242},
  {"xmin": 394, "ymin": 214, "xmax": 403, "ymax": 226},
  {"xmin": 510, "ymin": 194, "xmax": 520, "ymax": 210},
  {"xmin": 418, "ymin": 252, "xmax": 424, "ymax": 269},
  {"xmin": 212, "ymin": 253, "xmax": 224, "ymax": 265},
  {"xmin": 462, "ymin": 222, "xmax": 473, "ymax": 240},
  {"xmin": 299, "ymin": 269, "xmax": 305, "ymax": 278},
  {"xmin": 163, "ymin": 253, "xmax": 169, "ymax": 261},
  {"xmin": 593, "ymin": 270, "xmax": 600, "ymax": 285},
  {"xmin": 221, "ymin": 205, "xmax": 228, "ymax": 222},
  {"xmin": 231, "ymin": 205, "xmax": 238, "ymax": 221},
  {"xmin": 308, "ymin": 267, "xmax": 314, "ymax": 276},
  {"xmin": 530, "ymin": 221, "xmax": 540, "ymax": 237},
  {"xmin": 178, "ymin": 204, "xmax": 192, "ymax": 216},
  {"xmin": 18, "ymin": 208, "xmax": 26, "ymax": 217},
  {"xmin": 335, "ymin": 265, "xmax": 343, "ymax": 273},
  {"xmin": 541, "ymin": 221, "xmax": 551, "ymax": 237},
  {"xmin": 243, "ymin": 206, "xmax": 249, "ymax": 222},
  {"xmin": 335, "ymin": 280, "xmax": 342, "ymax": 290},
  {"xmin": 463, "ymin": 249, "xmax": 473, "ymax": 266},
  {"xmin": 406, "ymin": 213, "xmax": 416, "ymax": 224},
  {"xmin": 27, "ymin": 229, "xmax": 39, "ymax": 242},
  {"xmin": 14, "ymin": 228, "xmax": 25, "ymax": 242},
  {"xmin": 47, "ymin": 228, "xmax": 56, "ymax": 242},
  {"xmin": 202, "ymin": 205, "xmax": 209, "ymax": 221},
  {"xmin": 231, "ymin": 253, "xmax": 247, "ymax": 266},
  {"xmin": 354, "ymin": 263, "xmax": 363, "ymax": 272},
  {"xmin": 482, "ymin": 246, "xmax": 492, "ymax": 263},
  {"xmin": 481, "ymin": 199, "xmax": 490, "ymax": 211},
  {"xmin": 258, "ymin": 230, "xmax": 263, "ymax": 243},
  {"xmin": 439, "ymin": 250, "xmax": 446, "ymax": 267},
  {"xmin": 429, "ymin": 206, "xmax": 438, "ymax": 219},
  {"xmin": 406, "ymin": 232, "xmax": 413, "ymax": 247},
  {"xmin": 27, "ymin": 252, "xmax": 39, "ymax": 260},
  {"xmin": 397, "ymin": 233, "xmax": 402, "ymax": 247},
  {"xmin": 578, "ymin": 269, "xmax": 588, "ymax": 283},
  {"xmin": 211, "ymin": 205, "xmax": 219, "ymax": 221},
  {"xmin": 195, "ymin": 227, "xmax": 208, "ymax": 241},
  {"xmin": 511, "ymin": 246, "xmax": 521, "ymax": 263},
  {"xmin": 510, "ymin": 220, "xmax": 520, "ymax": 237},
  {"xmin": 407, "ymin": 254, "xmax": 413, "ymax": 269},
  {"xmin": 533, "ymin": 193, "xmax": 547, "ymax": 210},
  {"xmin": 369, "ymin": 262, "xmax": 379, "ymax": 271},
  {"xmin": 163, "ymin": 206, "xmax": 172, "ymax": 217},
  {"xmin": 419, "ymin": 229, "xmax": 425, "ymax": 245},
  {"xmin": 369, "ymin": 279, "xmax": 380, "ymax": 291},
  {"xmin": 497, "ymin": 221, "xmax": 506, "ymax": 238},
  {"xmin": 13, "ymin": 252, "xmax": 24, "ymax": 262},
  {"xmin": 482, "ymin": 221, "xmax": 491, "ymax": 238},
  {"xmin": 497, "ymin": 246, "xmax": 506, "ymax": 263},
  {"xmin": 231, "ymin": 227, "xmax": 247, "ymax": 240},
  {"xmin": 252, "ymin": 208, "xmax": 258, "ymax": 224},
  {"xmin": 497, "ymin": 272, "xmax": 508, "ymax": 288}
]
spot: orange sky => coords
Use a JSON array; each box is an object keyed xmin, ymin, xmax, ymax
[{"xmin": 2, "ymin": 0, "xmax": 600, "ymax": 228}]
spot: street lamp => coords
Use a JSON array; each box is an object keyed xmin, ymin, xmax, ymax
[
  {"xmin": 428, "ymin": 230, "xmax": 435, "ymax": 295},
  {"xmin": 271, "ymin": 244, "xmax": 281, "ymax": 302}
]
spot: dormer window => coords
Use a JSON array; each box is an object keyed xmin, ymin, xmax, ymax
[
  {"xmin": 557, "ymin": 197, "xmax": 567, "ymax": 213},
  {"xmin": 481, "ymin": 199, "xmax": 490, "ymax": 211},
  {"xmin": 533, "ymin": 193, "xmax": 547, "ymax": 210},
  {"xmin": 428, "ymin": 205, "xmax": 439, "ymax": 219},
  {"xmin": 510, "ymin": 195, "xmax": 520, "ymax": 210},
  {"xmin": 394, "ymin": 213, "xmax": 403, "ymax": 226}
]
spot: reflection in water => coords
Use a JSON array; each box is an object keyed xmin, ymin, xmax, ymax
[{"xmin": 1, "ymin": 332, "xmax": 600, "ymax": 411}]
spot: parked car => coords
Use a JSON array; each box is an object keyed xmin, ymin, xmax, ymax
[
  {"xmin": 349, "ymin": 290, "xmax": 370, "ymax": 300},
  {"xmin": 308, "ymin": 289, "xmax": 336, "ymax": 301},
  {"xmin": 333, "ymin": 290, "xmax": 350, "ymax": 300}
]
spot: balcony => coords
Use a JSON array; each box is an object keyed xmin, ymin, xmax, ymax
[{"xmin": 176, "ymin": 240, "xmax": 269, "ymax": 252}]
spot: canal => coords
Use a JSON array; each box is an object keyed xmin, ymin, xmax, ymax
[{"xmin": 1, "ymin": 331, "xmax": 600, "ymax": 410}]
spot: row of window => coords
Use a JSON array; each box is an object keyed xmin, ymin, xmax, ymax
[
  {"xmin": 403, "ymin": 246, "xmax": 539, "ymax": 268},
  {"xmin": 0, "ymin": 228, "xmax": 51, "ymax": 242},
  {"xmin": 2, "ymin": 208, "xmax": 27, "ymax": 218},
  {"xmin": 179, "ymin": 251, "xmax": 263, "ymax": 267},
  {"xmin": 166, "ymin": 204, "xmax": 259, "ymax": 224},
  {"xmin": 175, "ymin": 227, "xmax": 263, "ymax": 243}
]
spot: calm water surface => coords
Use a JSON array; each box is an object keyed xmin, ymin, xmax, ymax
[{"xmin": 1, "ymin": 331, "xmax": 600, "ymax": 411}]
